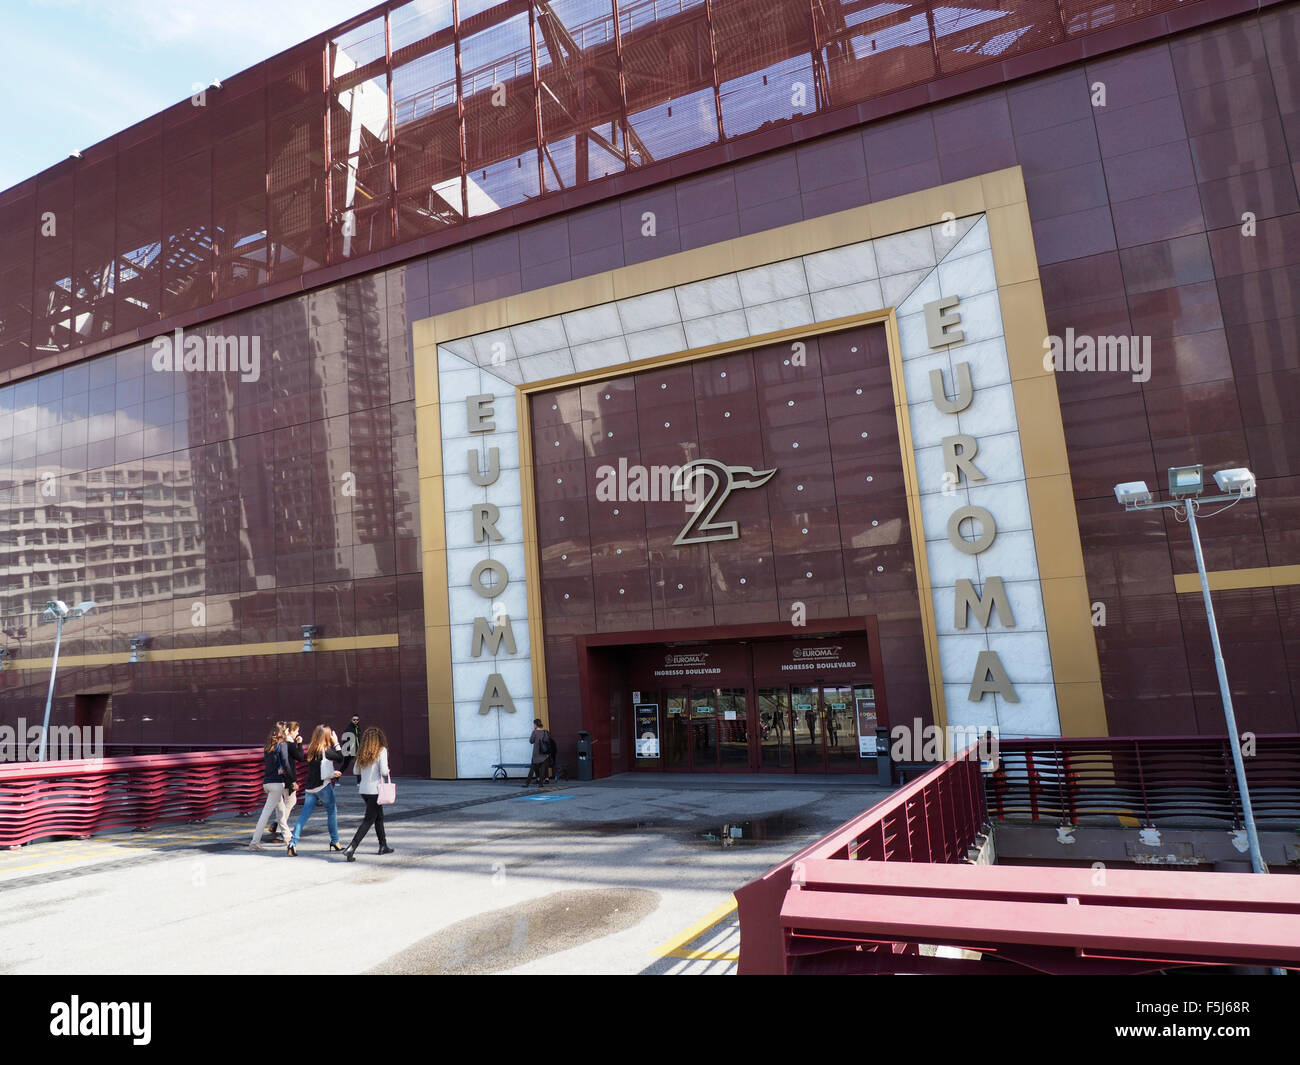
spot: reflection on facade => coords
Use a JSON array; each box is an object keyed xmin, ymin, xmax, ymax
[
  {"xmin": 0, "ymin": 461, "xmax": 204, "ymax": 625},
  {"xmin": 0, "ymin": 270, "xmax": 427, "ymax": 772}
]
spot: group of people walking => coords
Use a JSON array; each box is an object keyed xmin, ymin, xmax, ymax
[{"xmin": 250, "ymin": 716, "xmax": 393, "ymax": 861}]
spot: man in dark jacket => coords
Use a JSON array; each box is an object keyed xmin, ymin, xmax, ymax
[
  {"xmin": 524, "ymin": 719, "xmax": 552, "ymax": 787},
  {"xmin": 339, "ymin": 715, "xmax": 361, "ymax": 775}
]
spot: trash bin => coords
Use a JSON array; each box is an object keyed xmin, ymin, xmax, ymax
[
  {"xmin": 576, "ymin": 730, "xmax": 593, "ymax": 781},
  {"xmin": 875, "ymin": 726, "xmax": 892, "ymax": 788}
]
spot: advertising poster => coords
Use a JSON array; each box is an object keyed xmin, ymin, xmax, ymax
[
  {"xmin": 856, "ymin": 688, "xmax": 877, "ymax": 757},
  {"xmin": 635, "ymin": 703, "xmax": 660, "ymax": 758}
]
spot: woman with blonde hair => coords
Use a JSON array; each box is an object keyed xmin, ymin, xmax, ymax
[
  {"xmin": 287, "ymin": 725, "xmax": 347, "ymax": 856},
  {"xmin": 343, "ymin": 727, "xmax": 394, "ymax": 861},
  {"xmin": 249, "ymin": 723, "xmax": 293, "ymax": 850}
]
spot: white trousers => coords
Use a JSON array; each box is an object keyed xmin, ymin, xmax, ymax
[
  {"xmin": 252, "ymin": 783, "xmax": 284, "ymax": 843},
  {"xmin": 276, "ymin": 786, "xmax": 297, "ymax": 832}
]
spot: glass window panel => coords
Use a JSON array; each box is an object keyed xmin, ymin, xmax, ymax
[
  {"xmin": 391, "ymin": 0, "xmax": 454, "ymax": 52},
  {"xmin": 462, "ymin": 13, "xmax": 539, "ymax": 212}
]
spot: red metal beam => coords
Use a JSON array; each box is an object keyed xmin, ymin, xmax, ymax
[{"xmin": 781, "ymin": 889, "xmax": 1300, "ymax": 968}]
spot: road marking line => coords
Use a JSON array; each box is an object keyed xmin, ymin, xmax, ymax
[
  {"xmin": 666, "ymin": 949, "xmax": 740, "ymax": 961},
  {"xmin": 0, "ymin": 824, "xmax": 254, "ymax": 873},
  {"xmin": 0, "ymin": 848, "xmax": 123, "ymax": 874},
  {"xmin": 651, "ymin": 898, "xmax": 738, "ymax": 958}
]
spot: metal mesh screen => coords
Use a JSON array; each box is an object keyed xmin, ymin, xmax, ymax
[{"xmin": 0, "ymin": 0, "xmax": 1203, "ymax": 362}]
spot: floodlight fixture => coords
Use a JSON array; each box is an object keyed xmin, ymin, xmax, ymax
[
  {"xmin": 1169, "ymin": 464, "xmax": 1204, "ymax": 498},
  {"xmin": 1213, "ymin": 467, "xmax": 1256, "ymax": 498},
  {"xmin": 1114, "ymin": 481, "xmax": 1151, "ymax": 507},
  {"xmin": 1115, "ymin": 461, "xmax": 1266, "ymax": 878}
]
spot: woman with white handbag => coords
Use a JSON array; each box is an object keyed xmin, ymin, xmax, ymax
[
  {"xmin": 287, "ymin": 725, "xmax": 347, "ymax": 856},
  {"xmin": 344, "ymin": 727, "xmax": 395, "ymax": 862}
]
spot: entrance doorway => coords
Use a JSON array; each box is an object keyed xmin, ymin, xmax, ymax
[
  {"xmin": 636, "ymin": 679, "xmax": 877, "ymax": 773},
  {"xmin": 75, "ymin": 693, "xmax": 111, "ymax": 734},
  {"xmin": 765, "ymin": 683, "xmax": 876, "ymax": 772},
  {"xmin": 583, "ymin": 621, "xmax": 889, "ymax": 777}
]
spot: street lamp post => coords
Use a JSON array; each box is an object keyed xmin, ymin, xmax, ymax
[
  {"xmin": 37, "ymin": 600, "xmax": 96, "ymax": 762},
  {"xmin": 1114, "ymin": 466, "xmax": 1266, "ymax": 875}
]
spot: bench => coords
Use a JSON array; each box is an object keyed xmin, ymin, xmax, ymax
[{"xmin": 491, "ymin": 762, "xmax": 570, "ymax": 782}]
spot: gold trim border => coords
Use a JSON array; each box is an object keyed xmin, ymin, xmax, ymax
[
  {"xmin": 1173, "ymin": 564, "xmax": 1300, "ymax": 593},
  {"xmin": 9, "ymin": 633, "xmax": 399, "ymax": 672},
  {"xmin": 514, "ymin": 309, "xmax": 911, "ymax": 738},
  {"xmin": 516, "ymin": 388, "xmax": 550, "ymax": 731},
  {"xmin": 411, "ymin": 165, "xmax": 1109, "ymax": 768},
  {"xmin": 414, "ymin": 342, "xmax": 457, "ymax": 779}
]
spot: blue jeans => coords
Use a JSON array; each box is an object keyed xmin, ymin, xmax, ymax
[{"xmin": 290, "ymin": 785, "xmax": 338, "ymax": 847}]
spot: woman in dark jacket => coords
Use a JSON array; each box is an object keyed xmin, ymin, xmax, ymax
[
  {"xmin": 288, "ymin": 725, "xmax": 346, "ymax": 856},
  {"xmin": 250, "ymin": 724, "xmax": 292, "ymax": 850},
  {"xmin": 271, "ymin": 721, "xmax": 304, "ymax": 841}
]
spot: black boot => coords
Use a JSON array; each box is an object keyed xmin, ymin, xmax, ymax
[
  {"xmin": 345, "ymin": 845, "xmax": 356, "ymax": 862},
  {"xmin": 378, "ymin": 844, "xmax": 394, "ymax": 855}
]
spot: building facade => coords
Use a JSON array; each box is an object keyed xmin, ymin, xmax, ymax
[{"xmin": 0, "ymin": 0, "xmax": 1297, "ymax": 777}]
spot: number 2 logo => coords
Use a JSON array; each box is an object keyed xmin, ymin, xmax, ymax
[{"xmin": 671, "ymin": 459, "xmax": 777, "ymax": 546}]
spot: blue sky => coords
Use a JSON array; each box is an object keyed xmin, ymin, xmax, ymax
[{"xmin": 0, "ymin": 0, "xmax": 370, "ymax": 191}]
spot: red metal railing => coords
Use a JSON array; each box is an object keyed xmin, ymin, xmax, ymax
[
  {"xmin": 988, "ymin": 735, "xmax": 1300, "ymax": 827},
  {"xmin": 736, "ymin": 735, "xmax": 1300, "ymax": 974},
  {"xmin": 98, "ymin": 743, "xmax": 258, "ymax": 758},
  {"xmin": 734, "ymin": 741, "xmax": 986, "ymax": 974},
  {"xmin": 0, "ymin": 747, "xmax": 306, "ymax": 849},
  {"xmin": 780, "ymin": 860, "xmax": 1300, "ymax": 974}
]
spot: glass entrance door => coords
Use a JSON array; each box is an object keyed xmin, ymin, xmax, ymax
[
  {"xmin": 757, "ymin": 687, "xmax": 794, "ymax": 769},
  {"xmin": 632, "ymin": 676, "xmax": 877, "ymax": 773},
  {"xmin": 791, "ymin": 686, "xmax": 819, "ymax": 767},
  {"xmin": 689, "ymin": 689, "xmax": 718, "ymax": 770},
  {"xmin": 717, "ymin": 688, "xmax": 749, "ymax": 769},
  {"xmin": 663, "ymin": 689, "xmax": 688, "ymax": 769},
  {"xmin": 821, "ymin": 684, "xmax": 858, "ymax": 769}
]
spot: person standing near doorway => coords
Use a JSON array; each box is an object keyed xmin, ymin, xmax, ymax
[{"xmin": 524, "ymin": 718, "xmax": 552, "ymax": 787}]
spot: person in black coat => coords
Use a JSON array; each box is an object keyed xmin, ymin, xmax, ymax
[
  {"xmin": 339, "ymin": 715, "xmax": 361, "ymax": 775},
  {"xmin": 250, "ymin": 724, "xmax": 293, "ymax": 850},
  {"xmin": 269, "ymin": 721, "xmax": 304, "ymax": 841},
  {"xmin": 288, "ymin": 725, "xmax": 347, "ymax": 856}
]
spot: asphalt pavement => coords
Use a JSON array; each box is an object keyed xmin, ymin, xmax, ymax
[{"xmin": 0, "ymin": 772, "xmax": 892, "ymax": 975}]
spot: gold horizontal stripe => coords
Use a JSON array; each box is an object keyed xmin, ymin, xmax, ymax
[
  {"xmin": 1173, "ymin": 564, "xmax": 1300, "ymax": 594},
  {"xmin": 650, "ymin": 899, "xmax": 739, "ymax": 958},
  {"xmin": 7, "ymin": 633, "xmax": 399, "ymax": 671},
  {"xmin": 666, "ymin": 950, "xmax": 740, "ymax": 962}
]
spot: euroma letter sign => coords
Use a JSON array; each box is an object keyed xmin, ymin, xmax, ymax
[
  {"xmin": 917, "ymin": 290, "xmax": 1058, "ymax": 733},
  {"xmin": 465, "ymin": 392, "xmax": 520, "ymax": 717}
]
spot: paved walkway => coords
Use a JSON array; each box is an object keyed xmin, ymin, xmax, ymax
[{"xmin": 0, "ymin": 773, "xmax": 892, "ymax": 975}]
